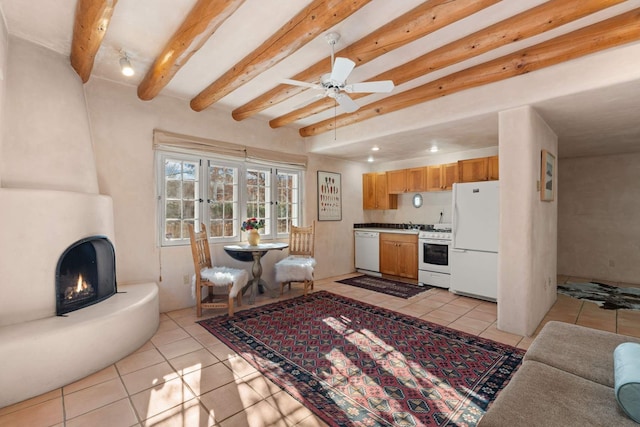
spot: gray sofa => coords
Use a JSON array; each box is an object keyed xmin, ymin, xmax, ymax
[{"xmin": 480, "ymin": 321, "xmax": 640, "ymax": 426}]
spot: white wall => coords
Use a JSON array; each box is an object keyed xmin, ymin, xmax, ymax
[
  {"xmin": 366, "ymin": 191, "xmax": 452, "ymax": 226},
  {"xmin": 2, "ymin": 37, "xmax": 98, "ymax": 193},
  {"xmin": 307, "ymin": 154, "xmax": 368, "ymax": 278},
  {"xmin": 558, "ymin": 152, "xmax": 640, "ymax": 284},
  {"xmin": 0, "ymin": 11, "xmax": 7, "ymax": 183},
  {"xmin": 85, "ymin": 78, "xmax": 366, "ymax": 312},
  {"xmin": 498, "ymin": 106, "xmax": 557, "ymax": 336}
]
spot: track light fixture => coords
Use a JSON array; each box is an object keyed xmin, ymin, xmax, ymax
[{"xmin": 119, "ymin": 51, "xmax": 134, "ymax": 77}]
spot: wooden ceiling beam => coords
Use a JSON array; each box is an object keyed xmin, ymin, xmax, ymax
[
  {"xmin": 70, "ymin": 0, "xmax": 118, "ymax": 83},
  {"xmin": 231, "ymin": 0, "xmax": 499, "ymax": 122},
  {"xmin": 137, "ymin": 0, "xmax": 245, "ymax": 101},
  {"xmin": 190, "ymin": 0, "xmax": 372, "ymax": 112},
  {"xmin": 272, "ymin": 0, "xmax": 626, "ymax": 129},
  {"xmin": 299, "ymin": 9, "xmax": 640, "ymax": 137}
]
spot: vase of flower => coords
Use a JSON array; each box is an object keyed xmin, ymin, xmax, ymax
[
  {"xmin": 241, "ymin": 217, "xmax": 265, "ymax": 246},
  {"xmin": 247, "ymin": 229, "xmax": 260, "ymax": 246}
]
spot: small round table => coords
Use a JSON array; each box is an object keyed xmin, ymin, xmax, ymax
[{"xmin": 223, "ymin": 242, "xmax": 288, "ymax": 304}]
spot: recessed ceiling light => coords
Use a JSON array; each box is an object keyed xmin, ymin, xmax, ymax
[
  {"xmin": 371, "ymin": 145, "xmax": 380, "ymax": 151},
  {"xmin": 367, "ymin": 155, "xmax": 374, "ymax": 162},
  {"xmin": 430, "ymin": 146, "xmax": 439, "ymax": 153}
]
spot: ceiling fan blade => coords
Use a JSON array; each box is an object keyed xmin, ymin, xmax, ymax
[
  {"xmin": 293, "ymin": 92, "xmax": 326, "ymax": 109},
  {"xmin": 330, "ymin": 57, "xmax": 355, "ymax": 85},
  {"xmin": 281, "ymin": 78, "xmax": 321, "ymax": 90},
  {"xmin": 335, "ymin": 93, "xmax": 359, "ymax": 113},
  {"xmin": 344, "ymin": 80, "xmax": 395, "ymax": 93}
]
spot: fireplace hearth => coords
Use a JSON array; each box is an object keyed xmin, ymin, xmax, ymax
[{"xmin": 55, "ymin": 236, "xmax": 117, "ymax": 315}]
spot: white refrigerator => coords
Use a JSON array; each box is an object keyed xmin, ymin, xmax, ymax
[{"xmin": 450, "ymin": 180, "xmax": 499, "ymax": 300}]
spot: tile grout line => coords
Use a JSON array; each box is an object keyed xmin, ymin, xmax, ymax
[{"xmin": 4, "ymin": 279, "xmax": 635, "ymax": 424}]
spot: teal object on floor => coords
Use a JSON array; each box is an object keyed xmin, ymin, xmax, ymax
[{"xmin": 614, "ymin": 342, "xmax": 640, "ymax": 422}]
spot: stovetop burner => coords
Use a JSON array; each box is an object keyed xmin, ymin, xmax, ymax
[{"xmin": 419, "ymin": 223, "xmax": 452, "ymax": 240}]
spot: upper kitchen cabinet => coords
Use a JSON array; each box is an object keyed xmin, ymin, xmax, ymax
[
  {"xmin": 407, "ymin": 167, "xmax": 427, "ymax": 192},
  {"xmin": 363, "ymin": 173, "xmax": 398, "ymax": 210},
  {"xmin": 442, "ymin": 163, "xmax": 458, "ymax": 189},
  {"xmin": 488, "ymin": 155, "xmax": 499, "ymax": 180},
  {"xmin": 426, "ymin": 163, "xmax": 457, "ymax": 191},
  {"xmin": 458, "ymin": 156, "xmax": 499, "ymax": 182},
  {"xmin": 387, "ymin": 169, "xmax": 407, "ymax": 194},
  {"xmin": 458, "ymin": 157, "xmax": 488, "ymax": 182},
  {"xmin": 387, "ymin": 168, "xmax": 427, "ymax": 193}
]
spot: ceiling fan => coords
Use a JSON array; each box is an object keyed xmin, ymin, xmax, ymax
[{"xmin": 282, "ymin": 32, "xmax": 395, "ymax": 113}]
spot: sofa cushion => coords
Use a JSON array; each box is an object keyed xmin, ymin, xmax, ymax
[
  {"xmin": 524, "ymin": 321, "xmax": 640, "ymax": 388},
  {"xmin": 479, "ymin": 360, "xmax": 638, "ymax": 426}
]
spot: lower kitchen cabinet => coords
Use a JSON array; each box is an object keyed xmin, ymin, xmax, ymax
[{"xmin": 379, "ymin": 233, "xmax": 418, "ymax": 280}]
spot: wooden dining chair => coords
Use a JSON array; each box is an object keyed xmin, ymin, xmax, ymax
[
  {"xmin": 189, "ymin": 223, "xmax": 248, "ymax": 317},
  {"xmin": 275, "ymin": 221, "xmax": 317, "ymax": 296}
]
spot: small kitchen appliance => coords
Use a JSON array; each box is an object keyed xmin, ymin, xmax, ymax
[{"xmin": 418, "ymin": 223, "xmax": 452, "ymax": 288}]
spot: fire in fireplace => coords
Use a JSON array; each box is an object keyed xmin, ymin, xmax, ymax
[{"xmin": 55, "ymin": 236, "xmax": 117, "ymax": 315}]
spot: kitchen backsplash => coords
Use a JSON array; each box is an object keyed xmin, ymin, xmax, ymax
[
  {"xmin": 354, "ymin": 222, "xmax": 425, "ymax": 230},
  {"xmin": 365, "ymin": 191, "xmax": 453, "ymax": 224}
]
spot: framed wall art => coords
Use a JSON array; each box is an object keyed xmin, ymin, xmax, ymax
[
  {"xmin": 317, "ymin": 171, "xmax": 342, "ymax": 221},
  {"xmin": 540, "ymin": 149, "xmax": 555, "ymax": 201}
]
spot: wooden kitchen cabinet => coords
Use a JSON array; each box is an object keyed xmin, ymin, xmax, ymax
[
  {"xmin": 458, "ymin": 157, "xmax": 489, "ymax": 182},
  {"xmin": 387, "ymin": 169, "xmax": 407, "ymax": 194},
  {"xmin": 426, "ymin": 163, "xmax": 457, "ymax": 191},
  {"xmin": 379, "ymin": 233, "xmax": 418, "ymax": 280},
  {"xmin": 363, "ymin": 173, "xmax": 398, "ymax": 210},
  {"xmin": 387, "ymin": 168, "xmax": 427, "ymax": 193},
  {"xmin": 458, "ymin": 156, "xmax": 499, "ymax": 182},
  {"xmin": 442, "ymin": 162, "xmax": 458, "ymax": 189},
  {"xmin": 407, "ymin": 167, "xmax": 427, "ymax": 192},
  {"xmin": 488, "ymin": 155, "xmax": 499, "ymax": 180}
]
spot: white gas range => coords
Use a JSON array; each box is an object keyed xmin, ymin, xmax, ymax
[{"xmin": 418, "ymin": 223, "xmax": 452, "ymax": 288}]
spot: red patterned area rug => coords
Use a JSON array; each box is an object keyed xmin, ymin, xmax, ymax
[{"xmin": 198, "ymin": 291, "xmax": 524, "ymax": 426}]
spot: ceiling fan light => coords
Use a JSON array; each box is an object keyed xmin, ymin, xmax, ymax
[{"xmin": 119, "ymin": 53, "xmax": 134, "ymax": 77}]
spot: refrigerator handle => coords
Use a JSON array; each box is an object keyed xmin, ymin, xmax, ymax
[
  {"xmin": 451, "ymin": 248, "xmax": 466, "ymax": 253},
  {"xmin": 452, "ymin": 204, "xmax": 458, "ymax": 245}
]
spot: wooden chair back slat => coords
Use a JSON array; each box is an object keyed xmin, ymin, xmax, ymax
[
  {"xmin": 189, "ymin": 223, "xmax": 213, "ymax": 282},
  {"xmin": 288, "ymin": 221, "xmax": 314, "ymax": 257}
]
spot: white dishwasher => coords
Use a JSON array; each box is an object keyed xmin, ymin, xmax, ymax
[{"xmin": 354, "ymin": 231, "xmax": 381, "ymax": 276}]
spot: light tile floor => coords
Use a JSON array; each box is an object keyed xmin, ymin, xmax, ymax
[{"xmin": 2, "ymin": 274, "xmax": 639, "ymax": 426}]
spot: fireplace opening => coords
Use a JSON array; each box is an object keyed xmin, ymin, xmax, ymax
[{"xmin": 56, "ymin": 236, "xmax": 117, "ymax": 315}]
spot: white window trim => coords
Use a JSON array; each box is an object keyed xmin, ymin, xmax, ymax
[{"xmin": 156, "ymin": 151, "xmax": 304, "ymax": 247}]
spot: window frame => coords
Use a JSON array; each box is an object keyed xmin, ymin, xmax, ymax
[{"xmin": 156, "ymin": 151, "xmax": 303, "ymax": 247}]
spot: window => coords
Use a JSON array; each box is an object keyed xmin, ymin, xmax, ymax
[
  {"xmin": 207, "ymin": 163, "xmax": 238, "ymax": 238},
  {"xmin": 163, "ymin": 157, "xmax": 199, "ymax": 241},
  {"xmin": 157, "ymin": 152, "xmax": 303, "ymax": 246},
  {"xmin": 246, "ymin": 167, "xmax": 271, "ymax": 234},
  {"xmin": 277, "ymin": 171, "xmax": 300, "ymax": 233}
]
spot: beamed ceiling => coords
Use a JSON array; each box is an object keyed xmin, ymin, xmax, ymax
[{"xmin": 2, "ymin": 0, "xmax": 640, "ymax": 162}]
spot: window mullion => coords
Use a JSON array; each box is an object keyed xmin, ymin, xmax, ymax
[{"xmin": 199, "ymin": 160, "xmax": 207, "ymax": 232}]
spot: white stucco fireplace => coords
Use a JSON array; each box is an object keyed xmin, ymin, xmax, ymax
[
  {"xmin": 0, "ymin": 37, "xmax": 159, "ymax": 408},
  {"xmin": 0, "ymin": 188, "xmax": 159, "ymax": 408}
]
